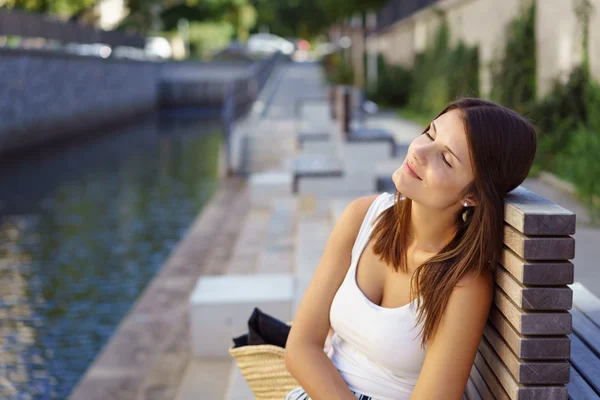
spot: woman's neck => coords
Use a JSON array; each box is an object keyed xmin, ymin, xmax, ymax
[{"xmin": 408, "ymin": 201, "xmax": 459, "ymax": 253}]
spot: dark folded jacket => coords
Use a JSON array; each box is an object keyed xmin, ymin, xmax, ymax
[{"xmin": 232, "ymin": 307, "xmax": 291, "ymax": 349}]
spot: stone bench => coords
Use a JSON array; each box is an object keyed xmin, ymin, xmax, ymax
[
  {"xmin": 293, "ymin": 92, "xmax": 402, "ymax": 197},
  {"xmin": 292, "ymin": 153, "xmax": 344, "ymax": 194},
  {"xmin": 189, "ymin": 273, "xmax": 295, "ymax": 358},
  {"xmin": 294, "ymin": 96, "xmax": 334, "ymax": 144},
  {"xmin": 294, "ymin": 86, "xmax": 399, "ymax": 157}
]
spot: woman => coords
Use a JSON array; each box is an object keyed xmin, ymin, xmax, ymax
[{"xmin": 284, "ymin": 98, "xmax": 537, "ymax": 400}]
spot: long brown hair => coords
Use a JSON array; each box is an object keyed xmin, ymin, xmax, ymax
[{"xmin": 371, "ymin": 98, "xmax": 537, "ymax": 348}]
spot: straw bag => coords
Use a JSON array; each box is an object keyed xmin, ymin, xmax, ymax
[
  {"xmin": 229, "ymin": 319, "xmax": 298, "ymax": 400},
  {"xmin": 228, "ymin": 343, "xmax": 299, "ymax": 400}
]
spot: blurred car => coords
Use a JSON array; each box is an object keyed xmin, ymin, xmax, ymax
[
  {"xmin": 211, "ymin": 40, "xmax": 256, "ymax": 61},
  {"xmin": 145, "ymin": 36, "xmax": 172, "ymax": 60},
  {"xmin": 64, "ymin": 43, "xmax": 112, "ymax": 58},
  {"xmin": 246, "ymin": 34, "xmax": 294, "ymax": 56},
  {"xmin": 113, "ymin": 46, "xmax": 147, "ymax": 60}
]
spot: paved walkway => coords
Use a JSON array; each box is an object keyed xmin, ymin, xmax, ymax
[
  {"xmin": 174, "ymin": 61, "xmax": 330, "ymax": 399},
  {"xmin": 368, "ymin": 111, "xmax": 600, "ymax": 298}
]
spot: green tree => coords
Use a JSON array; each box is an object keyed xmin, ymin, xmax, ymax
[
  {"xmin": 252, "ymin": 0, "xmax": 387, "ymax": 38},
  {"xmin": 1, "ymin": 0, "xmax": 95, "ymax": 16},
  {"xmin": 120, "ymin": 0, "xmax": 255, "ymax": 38}
]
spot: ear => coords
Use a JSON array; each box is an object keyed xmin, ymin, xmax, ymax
[{"xmin": 463, "ymin": 194, "xmax": 478, "ymax": 207}]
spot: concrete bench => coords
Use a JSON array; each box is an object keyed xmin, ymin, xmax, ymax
[
  {"xmin": 336, "ymin": 86, "xmax": 397, "ymax": 155},
  {"xmin": 189, "ymin": 273, "xmax": 295, "ymax": 358},
  {"xmin": 294, "ymin": 90, "xmax": 336, "ymax": 149},
  {"xmin": 295, "ymin": 86, "xmax": 398, "ymax": 156},
  {"xmin": 293, "ymin": 95, "xmax": 402, "ymax": 197},
  {"xmin": 292, "ymin": 153, "xmax": 344, "ymax": 194}
]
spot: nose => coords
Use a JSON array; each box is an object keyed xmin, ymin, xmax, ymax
[{"xmin": 411, "ymin": 144, "xmax": 428, "ymax": 166}]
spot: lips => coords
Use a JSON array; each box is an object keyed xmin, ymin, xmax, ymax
[{"xmin": 404, "ymin": 161, "xmax": 422, "ymax": 180}]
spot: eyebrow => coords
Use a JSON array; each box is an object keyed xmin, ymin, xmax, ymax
[{"xmin": 430, "ymin": 121, "xmax": 462, "ymax": 164}]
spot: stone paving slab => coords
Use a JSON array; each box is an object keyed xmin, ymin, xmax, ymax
[
  {"xmin": 257, "ymin": 197, "xmax": 296, "ymax": 274},
  {"xmin": 174, "ymin": 359, "xmax": 233, "ymax": 400},
  {"xmin": 69, "ymin": 177, "xmax": 248, "ymax": 400},
  {"xmin": 226, "ymin": 207, "xmax": 272, "ymax": 274}
]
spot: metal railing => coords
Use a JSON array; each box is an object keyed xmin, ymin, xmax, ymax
[
  {"xmin": 222, "ymin": 51, "xmax": 284, "ymax": 175},
  {"xmin": 0, "ymin": 9, "xmax": 145, "ymax": 48},
  {"xmin": 376, "ymin": 0, "xmax": 440, "ymax": 31}
]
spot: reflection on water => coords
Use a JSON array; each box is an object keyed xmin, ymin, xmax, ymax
[{"xmin": 0, "ymin": 112, "xmax": 222, "ymax": 399}]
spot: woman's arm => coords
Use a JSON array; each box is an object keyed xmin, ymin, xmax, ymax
[
  {"xmin": 285, "ymin": 195, "xmax": 378, "ymax": 400},
  {"xmin": 410, "ymin": 270, "xmax": 494, "ymax": 399}
]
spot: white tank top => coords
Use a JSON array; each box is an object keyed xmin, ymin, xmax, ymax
[{"xmin": 328, "ymin": 192, "xmax": 427, "ymax": 400}]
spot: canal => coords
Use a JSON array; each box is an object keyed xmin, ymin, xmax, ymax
[{"xmin": 0, "ymin": 111, "xmax": 223, "ymax": 399}]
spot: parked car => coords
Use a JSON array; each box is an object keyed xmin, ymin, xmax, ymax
[
  {"xmin": 145, "ymin": 36, "xmax": 172, "ymax": 60},
  {"xmin": 246, "ymin": 34, "xmax": 294, "ymax": 56},
  {"xmin": 64, "ymin": 43, "xmax": 112, "ymax": 58}
]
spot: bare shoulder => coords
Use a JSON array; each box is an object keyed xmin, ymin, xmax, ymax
[
  {"xmin": 285, "ymin": 194, "xmax": 379, "ymax": 350},
  {"xmin": 338, "ymin": 194, "xmax": 380, "ymax": 231},
  {"xmin": 319, "ymin": 193, "xmax": 381, "ymax": 266}
]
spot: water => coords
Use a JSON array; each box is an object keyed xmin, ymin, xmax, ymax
[{"xmin": 0, "ymin": 112, "xmax": 223, "ymax": 399}]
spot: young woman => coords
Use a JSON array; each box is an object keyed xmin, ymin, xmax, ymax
[{"xmin": 284, "ymin": 98, "xmax": 537, "ymax": 400}]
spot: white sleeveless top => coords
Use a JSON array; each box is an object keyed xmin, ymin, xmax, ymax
[{"xmin": 328, "ymin": 192, "xmax": 427, "ymax": 400}]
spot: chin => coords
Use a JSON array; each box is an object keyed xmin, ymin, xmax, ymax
[{"xmin": 392, "ymin": 168, "xmax": 412, "ymax": 194}]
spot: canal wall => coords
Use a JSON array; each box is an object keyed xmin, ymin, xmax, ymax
[
  {"xmin": 0, "ymin": 48, "xmax": 159, "ymax": 154},
  {"xmin": 0, "ymin": 48, "xmax": 281, "ymax": 154}
]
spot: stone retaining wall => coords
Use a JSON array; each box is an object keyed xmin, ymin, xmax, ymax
[
  {"xmin": 0, "ymin": 48, "xmax": 160, "ymax": 153},
  {"xmin": 0, "ymin": 49, "xmax": 278, "ymax": 154}
]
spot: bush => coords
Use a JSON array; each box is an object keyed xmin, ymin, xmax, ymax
[
  {"xmin": 490, "ymin": 3, "xmax": 536, "ymax": 114},
  {"xmin": 527, "ymin": 66, "xmax": 589, "ymax": 164},
  {"xmin": 528, "ymin": 71, "xmax": 600, "ymax": 222},
  {"xmin": 408, "ymin": 14, "xmax": 479, "ymax": 118},
  {"xmin": 556, "ymin": 127, "xmax": 600, "ymax": 222},
  {"xmin": 368, "ymin": 54, "xmax": 413, "ymax": 107}
]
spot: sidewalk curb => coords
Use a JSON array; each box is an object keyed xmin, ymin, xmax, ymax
[{"xmin": 538, "ymin": 172, "xmax": 577, "ymax": 196}]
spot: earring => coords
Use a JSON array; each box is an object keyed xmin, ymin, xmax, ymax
[
  {"xmin": 463, "ymin": 201, "xmax": 469, "ymax": 207},
  {"xmin": 400, "ymin": 194, "xmax": 406, "ymax": 201}
]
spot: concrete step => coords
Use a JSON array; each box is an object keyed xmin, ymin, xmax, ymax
[
  {"xmin": 249, "ymin": 171, "xmax": 293, "ymax": 208},
  {"xmin": 226, "ymin": 207, "xmax": 273, "ymax": 274},
  {"xmin": 257, "ymin": 197, "xmax": 297, "ymax": 274},
  {"xmin": 343, "ymin": 142, "xmax": 395, "ymax": 173},
  {"xmin": 294, "ymin": 215, "xmax": 332, "ymax": 314},
  {"xmin": 297, "ymin": 174, "xmax": 378, "ymax": 198},
  {"xmin": 221, "ymin": 198, "xmax": 296, "ymax": 399},
  {"xmin": 299, "ymin": 139, "xmax": 339, "ymax": 155}
]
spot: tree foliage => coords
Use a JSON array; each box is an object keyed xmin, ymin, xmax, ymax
[
  {"xmin": 1, "ymin": 0, "xmax": 95, "ymax": 16},
  {"xmin": 120, "ymin": 0, "xmax": 254, "ymax": 36},
  {"xmin": 252, "ymin": 0, "xmax": 387, "ymax": 38}
]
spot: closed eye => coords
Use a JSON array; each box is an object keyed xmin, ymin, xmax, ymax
[{"xmin": 425, "ymin": 131, "xmax": 452, "ymax": 167}]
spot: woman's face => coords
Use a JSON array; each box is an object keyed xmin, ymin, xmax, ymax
[{"xmin": 392, "ymin": 109, "xmax": 475, "ymax": 210}]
